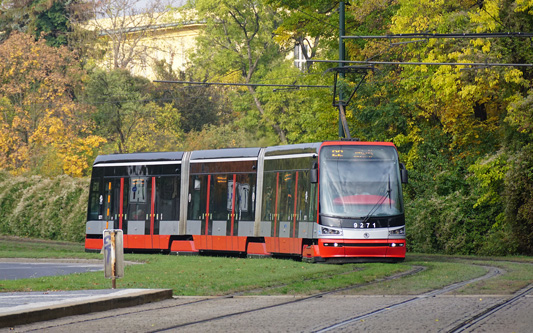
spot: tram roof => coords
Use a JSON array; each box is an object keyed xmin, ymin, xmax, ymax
[
  {"xmin": 93, "ymin": 151, "xmax": 184, "ymax": 165},
  {"xmin": 264, "ymin": 142, "xmax": 321, "ymax": 156},
  {"xmin": 190, "ymin": 147, "xmax": 261, "ymax": 161}
]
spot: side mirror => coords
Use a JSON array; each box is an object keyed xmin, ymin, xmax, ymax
[
  {"xmin": 400, "ymin": 163, "xmax": 408, "ymax": 184},
  {"xmin": 310, "ymin": 162, "xmax": 318, "ymax": 183}
]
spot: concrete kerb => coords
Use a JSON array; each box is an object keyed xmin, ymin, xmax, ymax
[{"xmin": 0, "ymin": 289, "xmax": 173, "ymax": 329}]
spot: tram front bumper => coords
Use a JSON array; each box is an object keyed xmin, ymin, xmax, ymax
[{"xmin": 318, "ymin": 238, "xmax": 405, "ymax": 258}]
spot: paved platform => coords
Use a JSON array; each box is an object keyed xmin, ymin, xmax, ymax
[{"xmin": 0, "ymin": 289, "xmax": 173, "ymax": 329}]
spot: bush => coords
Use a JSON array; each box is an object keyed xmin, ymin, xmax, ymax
[
  {"xmin": 0, "ymin": 173, "xmax": 89, "ymax": 242},
  {"xmin": 406, "ymin": 190, "xmax": 493, "ymax": 255},
  {"xmin": 504, "ymin": 144, "xmax": 533, "ymax": 255},
  {"xmin": 405, "ymin": 148, "xmax": 517, "ymax": 256}
]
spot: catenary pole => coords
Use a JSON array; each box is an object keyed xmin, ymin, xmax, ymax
[{"xmin": 338, "ymin": 1, "xmax": 345, "ymax": 138}]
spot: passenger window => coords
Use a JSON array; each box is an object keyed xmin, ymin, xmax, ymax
[
  {"xmin": 261, "ymin": 172, "xmax": 277, "ymax": 221},
  {"xmin": 188, "ymin": 175, "xmax": 207, "ymax": 220},
  {"xmin": 130, "ymin": 177, "xmax": 147, "ymax": 203},
  {"xmin": 158, "ymin": 176, "xmax": 180, "ymax": 221},
  {"xmin": 235, "ymin": 174, "xmax": 255, "ymax": 221},
  {"xmin": 88, "ymin": 179, "xmax": 101, "ymax": 220}
]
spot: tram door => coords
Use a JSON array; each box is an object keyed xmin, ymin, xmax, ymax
[
  {"xmin": 276, "ymin": 171, "xmax": 299, "ymax": 254},
  {"xmin": 101, "ymin": 178, "xmax": 127, "ymax": 245},
  {"xmin": 187, "ymin": 174, "xmax": 209, "ymax": 248},
  {"xmin": 125, "ymin": 176, "xmax": 179, "ymax": 250},
  {"xmin": 234, "ymin": 174, "xmax": 255, "ymax": 241},
  {"xmin": 261, "ymin": 171, "xmax": 298, "ymax": 254},
  {"xmin": 187, "ymin": 173, "xmax": 237, "ymax": 251},
  {"xmin": 103, "ymin": 178, "xmax": 124, "ymax": 230},
  {"xmin": 209, "ymin": 174, "xmax": 235, "ymax": 251},
  {"xmin": 189, "ymin": 168, "xmax": 255, "ymax": 252},
  {"xmin": 263, "ymin": 170, "xmax": 311, "ymax": 255},
  {"xmin": 126, "ymin": 177, "xmax": 158, "ymax": 249}
]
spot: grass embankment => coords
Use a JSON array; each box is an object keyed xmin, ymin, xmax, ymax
[
  {"xmin": 0, "ymin": 237, "xmax": 411, "ymax": 295},
  {"xmin": 0, "ymin": 172, "xmax": 88, "ymax": 242},
  {"xmin": 1, "ymin": 237, "xmax": 532, "ymax": 296}
]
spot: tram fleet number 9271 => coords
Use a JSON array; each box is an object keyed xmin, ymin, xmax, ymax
[{"xmin": 85, "ymin": 141, "xmax": 408, "ymax": 263}]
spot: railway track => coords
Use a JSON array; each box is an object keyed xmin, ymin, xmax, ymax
[
  {"xmin": 9, "ymin": 262, "xmax": 533, "ymax": 333},
  {"xmin": 315, "ymin": 265, "xmax": 502, "ymax": 332},
  {"xmin": 447, "ymin": 284, "xmax": 533, "ymax": 333}
]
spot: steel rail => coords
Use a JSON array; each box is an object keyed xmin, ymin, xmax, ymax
[
  {"xmin": 149, "ymin": 265, "xmax": 426, "ymax": 333},
  {"xmin": 314, "ymin": 265, "xmax": 502, "ymax": 332},
  {"xmin": 447, "ymin": 284, "xmax": 533, "ymax": 333}
]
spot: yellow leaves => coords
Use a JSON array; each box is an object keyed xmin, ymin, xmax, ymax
[
  {"xmin": 391, "ymin": 15, "xmax": 412, "ymax": 34},
  {"xmin": 468, "ymin": 151, "xmax": 509, "ymax": 208},
  {"xmin": 458, "ymin": 84, "xmax": 478, "ymax": 100},
  {"xmin": 504, "ymin": 68, "xmax": 526, "ymax": 85},
  {"xmin": 61, "ymin": 136, "xmax": 107, "ymax": 177},
  {"xmin": 32, "ymin": 112, "xmax": 107, "ymax": 177},
  {"xmin": 390, "ymin": 0, "xmax": 446, "ymax": 33},
  {"xmin": 515, "ymin": 0, "xmax": 533, "ymax": 14},
  {"xmin": 0, "ymin": 117, "xmax": 30, "ymax": 174},
  {"xmin": 469, "ymin": 0, "xmax": 501, "ymax": 32},
  {"xmin": 7, "ymin": 66, "xmax": 16, "ymax": 78},
  {"xmin": 505, "ymin": 91, "xmax": 533, "ymax": 134},
  {"xmin": 411, "ymin": 15, "xmax": 431, "ymax": 32},
  {"xmin": 0, "ymin": 31, "xmax": 97, "ymax": 177},
  {"xmin": 393, "ymin": 121, "xmax": 423, "ymax": 170},
  {"xmin": 481, "ymin": 41, "xmax": 491, "ymax": 54},
  {"xmin": 391, "ymin": 11, "xmax": 432, "ymax": 34},
  {"xmin": 469, "ymin": 38, "xmax": 491, "ymax": 54},
  {"xmin": 272, "ymin": 26, "xmax": 293, "ymax": 48},
  {"xmin": 430, "ymin": 66, "xmax": 459, "ymax": 99}
]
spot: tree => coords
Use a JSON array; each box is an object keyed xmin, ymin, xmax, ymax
[
  {"xmin": 186, "ymin": 0, "xmax": 288, "ymax": 142},
  {"xmin": 267, "ymin": 0, "xmax": 533, "ymax": 255},
  {"xmin": 0, "ymin": 31, "xmax": 106, "ymax": 176},
  {"xmin": 0, "ymin": 0, "xmax": 89, "ymax": 46},
  {"xmin": 504, "ymin": 144, "xmax": 533, "ymax": 255},
  {"xmin": 265, "ymin": 0, "xmax": 339, "ymax": 72},
  {"xmin": 83, "ymin": 0, "xmax": 174, "ymax": 71},
  {"xmin": 84, "ymin": 68, "xmax": 182, "ymax": 153},
  {"xmin": 388, "ymin": 0, "xmax": 533, "ymax": 255},
  {"xmin": 251, "ymin": 60, "xmax": 334, "ymax": 143},
  {"xmin": 152, "ymin": 62, "xmax": 234, "ymax": 132}
]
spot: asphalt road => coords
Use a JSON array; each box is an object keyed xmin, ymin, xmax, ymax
[{"xmin": 0, "ymin": 262, "xmax": 102, "ymax": 280}]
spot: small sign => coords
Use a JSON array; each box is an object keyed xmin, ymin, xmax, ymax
[{"xmin": 103, "ymin": 229, "xmax": 124, "ymax": 284}]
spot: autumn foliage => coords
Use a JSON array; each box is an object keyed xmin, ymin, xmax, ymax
[
  {"xmin": 0, "ymin": 32, "xmax": 106, "ymax": 177},
  {"xmin": 0, "ymin": 0, "xmax": 532, "ymax": 255}
]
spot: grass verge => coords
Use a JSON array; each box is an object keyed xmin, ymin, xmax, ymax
[{"xmin": 1, "ymin": 237, "xmax": 531, "ymax": 296}]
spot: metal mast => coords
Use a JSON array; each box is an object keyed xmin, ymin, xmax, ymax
[{"xmin": 338, "ymin": 1, "xmax": 347, "ymax": 139}]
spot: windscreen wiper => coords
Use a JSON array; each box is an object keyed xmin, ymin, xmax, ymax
[{"xmin": 362, "ymin": 175, "xmax": 391, "ymax": 224}]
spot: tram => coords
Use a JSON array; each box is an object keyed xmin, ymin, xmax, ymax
[{"xmin": 85, "ymin": 141, "xmax": 408, "ymax": 263}]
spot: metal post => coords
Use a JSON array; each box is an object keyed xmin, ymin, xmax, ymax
[
  {"xmin": 103, "ymin": 229, "xmax": 124, "ymax": 289},
  {"xmin": 338, "ymin": 1, "xmax": 346, "ymax": 138},
  {"xmin": 111, "ymin": 232, "xmax": 116, "ymax": 289}
]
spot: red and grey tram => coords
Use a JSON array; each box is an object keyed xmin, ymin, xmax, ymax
[{"xmin": 85, "ymin": 141, "xmax": 408, "ymax": 263}]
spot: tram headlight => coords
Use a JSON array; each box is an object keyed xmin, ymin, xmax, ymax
[
  {"xmin": 320, "ymin": 226, "xmax": 343, "ymax": 236},
  {"xmin": 389, "ymin": 227, "xmax": 405, "ymax": 236}
]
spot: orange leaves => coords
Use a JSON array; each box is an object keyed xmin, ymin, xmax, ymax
[{"xmin": 0, "ymin": 32, "xmax": 104, "ymax": 177}]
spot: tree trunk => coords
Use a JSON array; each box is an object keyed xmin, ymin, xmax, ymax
[{"xmin": 247, "ymin": 86, "xmax": 286, "ymax": 142}]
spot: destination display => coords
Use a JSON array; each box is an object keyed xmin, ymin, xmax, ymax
[{"xmin": 323, "ymin": 146, "xmax": 395, "ymax": 160}]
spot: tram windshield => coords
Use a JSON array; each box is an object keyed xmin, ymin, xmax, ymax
[{"xmin": 319, "ymin": 145, "xmax": 403, "ymax": 219}]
